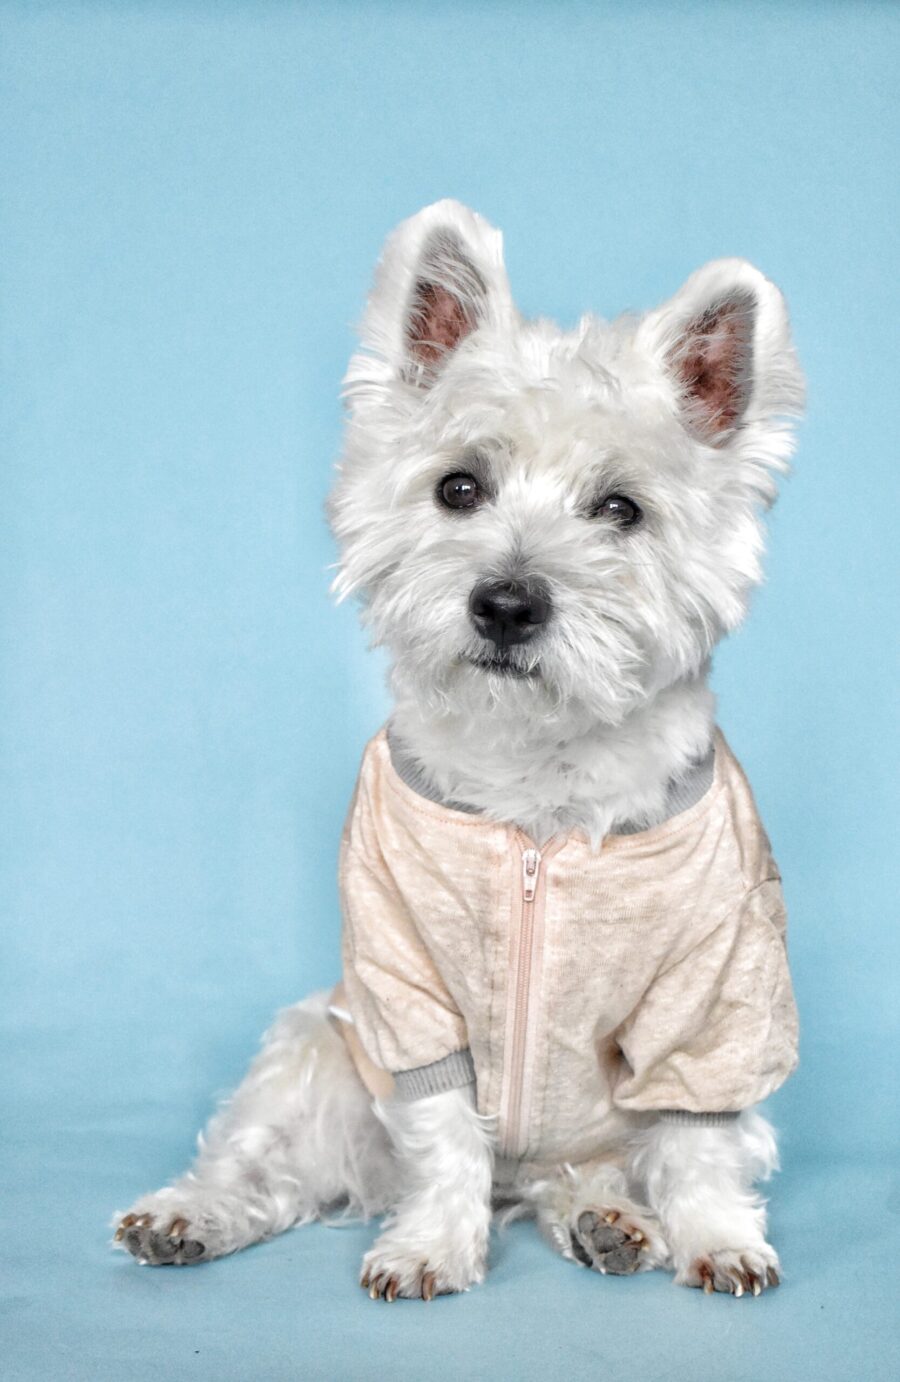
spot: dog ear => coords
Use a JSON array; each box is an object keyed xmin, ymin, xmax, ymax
[
  {"xmin": 348, "ymin": 200, "xmax": 515, "ymax": 392},
  {"xmin": 637, "ymin": 259, "xmax": 804, "ymax": 446}
]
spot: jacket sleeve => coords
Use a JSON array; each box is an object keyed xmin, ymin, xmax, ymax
[
  {"xmin": 339, "ymin": 830, "xmax": 473, "ymax": 1098},
  {"xmin": 612, "ymin": 878, "xmax": 799, "ymax": 1115}
]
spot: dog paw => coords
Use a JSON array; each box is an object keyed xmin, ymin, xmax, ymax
[
  {"xmin": 570, "ymin": 1207, "xmax": 666, "ymax": 1276},
  {"xmin": 112, "ymin": 1195, "xmax": 214, "ymax": 1266},
  {"xmin": 360, "ymin": 1228, "xmax": 486, "ymax": 1301},
  {"xmin": 360, "ymin": 1259, "xmax": 441, "ymax": 1302},
  {"xmin": 679, "ymin": 1245, "xmax": 781, "ymax": 1297},
  {"xmin": 114, "ymin": 1211, "xmax": 206, "ymax": 1265}
]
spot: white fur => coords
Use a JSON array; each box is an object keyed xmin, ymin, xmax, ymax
[
  {"xmin": 331, "ymin": 200, "xmax": 802, "ymax": 842},
  {"xmin": 361, "ymin": 1088, "xmax": 494, "ymax": 1298},
  {"xmin": 632, "ymin": 1114, "xmax": 781, "ymax": 1292},
  {"xmin": 112, "ymin": 994, "xmax": 397, "ymax": 1263},
  {"xmin": 114, "ymin": 201, "xmax": 802, "ymax": 1298}
]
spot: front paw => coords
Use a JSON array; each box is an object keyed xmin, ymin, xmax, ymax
[
  {"xmin": 360, "ymin": 1226, "xmax": 487, "ymax": 1302},
  {"xmin": 679, "ymin": 1245, "xmax": 781, "ymax": 1297}
]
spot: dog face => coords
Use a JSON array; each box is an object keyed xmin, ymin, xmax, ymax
[{"xmin": 331, "ymin": 201, "xmax": 803, "ymax": 727}]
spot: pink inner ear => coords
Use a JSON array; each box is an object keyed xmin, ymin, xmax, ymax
[
  {"xmin": 670, "ymin": 294, "xmax": 755, "ymax": 438},
  {"xmin": 406, "ymin": 280, "xmax": 477, "ymax": 368}
]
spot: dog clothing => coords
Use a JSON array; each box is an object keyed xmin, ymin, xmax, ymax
[{"xmin": 336, "ymin": 727, "xmax": 798, "ymax": 1167}]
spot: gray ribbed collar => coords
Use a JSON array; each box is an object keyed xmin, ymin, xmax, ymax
[{"xmin": 386, "ymin": 724, "xmax": 715, "ymax": 837}]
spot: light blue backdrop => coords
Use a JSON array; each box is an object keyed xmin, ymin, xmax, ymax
[{"xmin": 2, "ymin": 3, "xmax": 897, "ymax": 1379}]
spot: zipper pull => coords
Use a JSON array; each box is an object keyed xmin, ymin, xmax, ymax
[{"xmin": 521, "ymin": 847, "xmax": 542, "ymax": 903}]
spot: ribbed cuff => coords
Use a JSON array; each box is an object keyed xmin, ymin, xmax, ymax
[
  {"xmin": 391, "ymin": 1049, "xmax": 476, "ymax": 1101},
  {"xmin": 659, "ymin": 1110, "xmax": 742, "ymax": 1127}
]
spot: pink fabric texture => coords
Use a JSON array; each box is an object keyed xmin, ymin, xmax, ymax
[{"xmin": 339, "ymin": 729, "xmax": 798, "ymax": 1166}]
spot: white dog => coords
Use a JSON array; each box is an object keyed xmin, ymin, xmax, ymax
[{"xmin": 114, "ymin": 201, "xmax": 803, "ymax": 1301}]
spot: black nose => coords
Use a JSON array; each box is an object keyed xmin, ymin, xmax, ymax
[{"xmin": 468, "ymin": 579, "xmax": 552, "ymax": 649}]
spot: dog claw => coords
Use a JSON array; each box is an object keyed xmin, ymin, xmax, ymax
[
  {"xmin": 116, "ymin": 1214, "xmax": 137, "ymax": 1239},
  {"xmin": 167, "ymin": 1218, "xmax": 188, "ymax": 1239},
  {"xmin": 692, "ymin": 1252, "xmax": 777, "ymax": 1297},
  {"xmin": 363, "ymin": 1264, "xmax": 440, "ymax": 1300},
  {"xmin": 603, "ymin": 1211, "xmax": 619, "ymax": 1225}
]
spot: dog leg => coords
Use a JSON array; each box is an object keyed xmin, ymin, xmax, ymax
[
  {"xmin": 112, "ymin": 992, "xmax": 396, "ymax": 1265},
  {"xmin": 534, "ymin": 1161, "xmax": 668, "ymax": 1275},
  {"xmin": 631, "ymin": 1112, "xmax": 782, "ymax": 1296},
  {"xmin": 361, "ymin": 1087, "xmax": 493, "ymax": 1301}
]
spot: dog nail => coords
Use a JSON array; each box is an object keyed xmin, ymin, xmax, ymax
[
  {"xmin": 385, "ymin": 1279, "xmax": 398, "ymax": 1303},
  {"xmin": 752, "ymin": 1278, "xmax": 762, "ymax": 1296},
  {"xmin": 603, "ymin": 1211, "xmax": 619, "ymax": 1225},
  {"xmin": 422, "ymin": 1272, "xmax": 436, "ymax": 1301},
  {"xmin": 768, "ymin": 1268, "xmax": 780, "ymax": 1287}
]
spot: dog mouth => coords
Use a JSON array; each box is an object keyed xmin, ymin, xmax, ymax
[{"xmin": 465, "ymin": 651, "xmax": 540, "ymax": 680}]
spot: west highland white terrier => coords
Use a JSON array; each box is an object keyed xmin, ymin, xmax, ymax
[{"xmin": 114, "ymin": 200, "xmax": 803, "ymax": 1301}]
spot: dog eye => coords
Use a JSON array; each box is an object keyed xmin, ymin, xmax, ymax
[
  {"xmin": 592, "ymin": 494, "xmax": 642, "ymax": 528},
  {"xmin": 438, "ymin": 473, "xmax": 483, "ymax": 511}
]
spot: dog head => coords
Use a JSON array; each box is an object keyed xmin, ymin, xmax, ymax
[{"xmin": 330, "ymin": 200, "xmax": 803, "ymax": 729}]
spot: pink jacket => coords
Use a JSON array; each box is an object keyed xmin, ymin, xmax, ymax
[{"xmin": 336, "ymin": 728, "xmax": 798, "ymax": 1170}]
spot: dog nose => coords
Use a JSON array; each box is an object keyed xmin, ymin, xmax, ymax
[{"xmin": 469, "ymin": 579, "xmax": 552, "ymax": 648}]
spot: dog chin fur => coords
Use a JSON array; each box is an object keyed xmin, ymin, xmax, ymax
[
  {"xmin": 113, "ymin": 199, "xmax": 802, "ymax": 1300},
  {"xmin": 390, "ymin": 667, "xmax": 716, "ymax": 845}
]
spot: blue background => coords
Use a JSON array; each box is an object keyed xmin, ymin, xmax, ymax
[{"xmin": 2, "ymin": 3, "xmax": 898, "ymax": 1378}]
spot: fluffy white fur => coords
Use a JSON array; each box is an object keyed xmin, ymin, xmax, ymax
[
  {"xmin": 361, "ymin": 1089, "xmax": 494, "ymax": 1299},
  {"xmin": 114, "ymin": 200, "xmax": 802, "ymax": 1299}
]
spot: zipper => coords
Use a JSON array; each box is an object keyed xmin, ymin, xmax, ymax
[
  {"xmin": 521, "ymin": 847, "xmax": 540, "ymax": 903},
  {"xmin": 499, "ymin": 838, "xmax": 560, "ymax": 1159}
]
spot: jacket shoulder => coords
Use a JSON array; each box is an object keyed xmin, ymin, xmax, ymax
[
  {"xmin": 342, "ymin": 724, "xmax": 405, "ymax": 851},
  {"xmin": 714, "ymin": 731, "xmax": 782, "ymax": 891}
]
